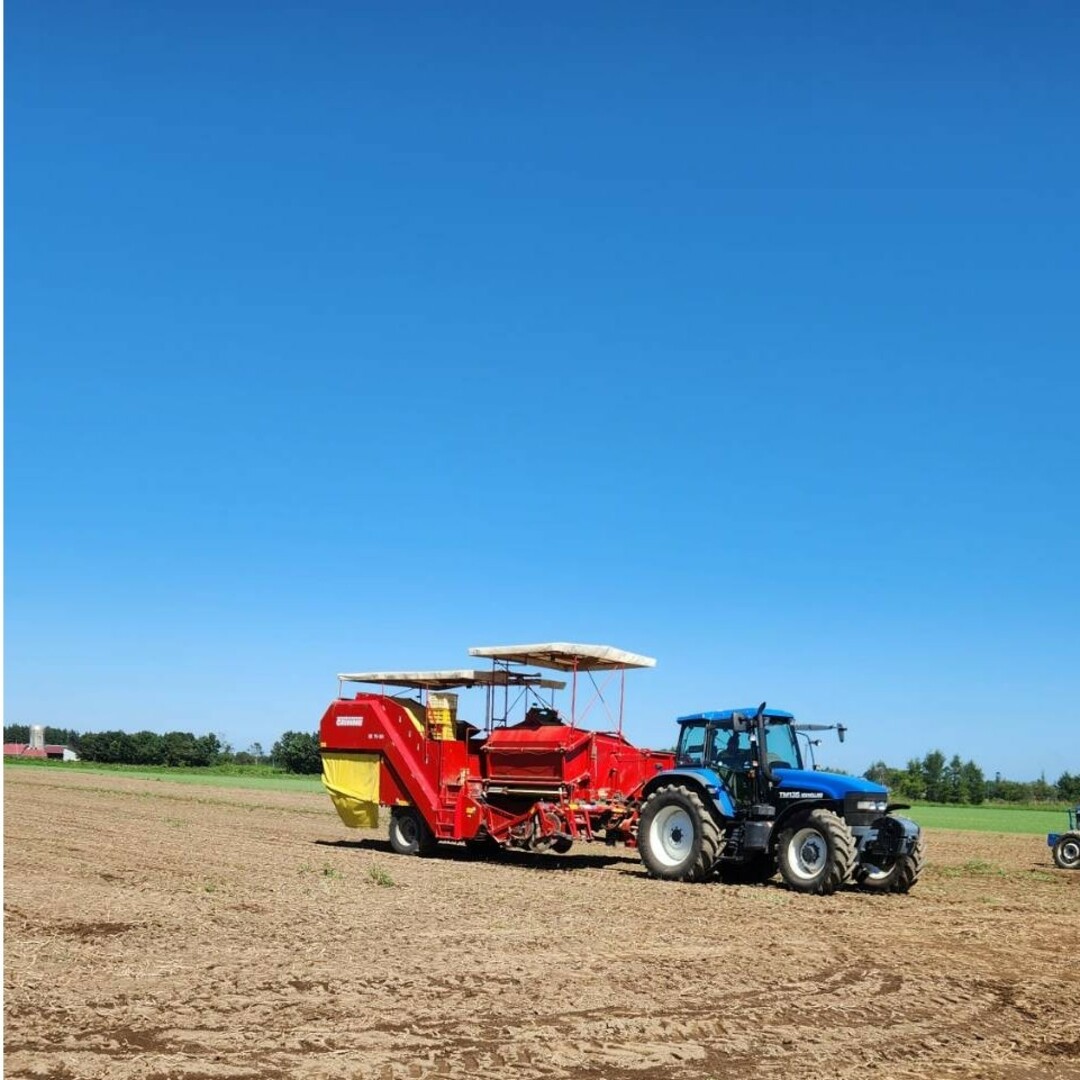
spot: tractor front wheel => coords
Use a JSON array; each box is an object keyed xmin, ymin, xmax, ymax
[
  {"xmin": 857, "ymin": 833, "xmax": 925, "ymax": 893},
  {"xmin": 1053, "ymin": 832, "xmax": 1080, "ymax": 870},
  {"xmin": 389, "ymin": 807, "xmax": 437, "ymax": 857},
  {"xmin": 637, "ymin": 785, "xmax": 722, "ymax": 882},
  {"xmin": 777, "ymin": 809, "xmax": 856, "ymax": 895}
]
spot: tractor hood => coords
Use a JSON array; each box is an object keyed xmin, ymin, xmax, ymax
[{"xmin": 772, "ymin": 767, "xmax": 887, "ymax": 801}]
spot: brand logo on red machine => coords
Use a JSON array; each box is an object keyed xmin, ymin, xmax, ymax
[{"xmin": 336, "ymin": 717, "xmax": 364, "ymax": 727}]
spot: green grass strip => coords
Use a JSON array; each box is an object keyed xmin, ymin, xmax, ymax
[
  {"xmin": 4, "ymin": 758, "xmax": 323, "ymax": 793},
  {"xmin": 904, "ymin": 803, "xmax": 1065, "ymax": 836}
]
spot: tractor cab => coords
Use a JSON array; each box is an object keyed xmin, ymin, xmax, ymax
[
  {"xmin": 675, "ymin": 708, "xmax": 801, "ymax": 804},
  {"xmin": 676, "ymin": 709, "xmax": 801, "ymax": 771}
]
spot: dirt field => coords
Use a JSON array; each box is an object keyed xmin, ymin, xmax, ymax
[{"xmin": 5, "ymin": 767, "xmax": 1079, "ymax": 1080}]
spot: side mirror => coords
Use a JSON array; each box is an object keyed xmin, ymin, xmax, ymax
[{"xmin": 837, "ymin": 724, "xmax": 847, "ymax": 744}]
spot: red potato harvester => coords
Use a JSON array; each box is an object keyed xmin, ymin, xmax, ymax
[{"xmin": 318, "ymin": 642, "xmax": 673, "ymax": 856}]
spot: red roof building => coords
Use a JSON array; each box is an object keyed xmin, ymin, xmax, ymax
[{"xmin": 4, "ymin": 743, "xmax": 75, "ymax": 760}]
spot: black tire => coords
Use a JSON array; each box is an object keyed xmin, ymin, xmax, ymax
[
  {"xmin": 550, "ymin": 836, "xmax": 573, "ymax": 855},
  {"xmin": 637, "ymin": 784, "xmax": 722, "ymax": 882},
  {"xmin": 1053, "ymin": 832, "xmax": 1080, "ymax": 870},
  {"xmin": 776, "ymin": 808, "xmax": 856, "ymax": 895},
  {"xmin": 717, "ymin": 853, "xmax": 777, "ymax": 885},
  {"xmin": 388, "ymin": 807, "xmax": 437, "ymax": 857},
  {"xmin": 858, "ymin": 832, "xmax": 925, "ymax": 893}
]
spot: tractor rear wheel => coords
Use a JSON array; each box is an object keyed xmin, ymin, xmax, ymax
[
  {"xmin": 637, "ymin": 785, "xmax": 722, "ymax": 882},
  {"xmin": 389, "ymin": 807, "xmax": 437, "ymax": 857},
  {"xmin": 1053, "ymin": 832, "xmax": 1080, "ymax": 870},
  {"xmin": 777, "ymin": 809, "xmax": 856, "ymax": 895},
  {"xmin": 858, "ymin": 832, "xmax": 925, "ymax": 893}
]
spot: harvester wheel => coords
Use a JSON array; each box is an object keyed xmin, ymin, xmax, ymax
[
  {"xmin": 776, "ymin": 809, "xmax": 856, "ymax": 895},
  {"xmin": 858, "ymin": 832, "xmax": 925, "ymax": 894},
  {"xmin": 637, "ymin": 785, "xmax": 721, "ymax": 883},
  {"xmin": 1053, "ymin": 832, "xmax": 1080, "ymax": 870},
  {"xmin": 389, "ymin": 807, "xmax": 437, "ymax": 857},
  {"xmin": 550, "ymin": 836, "xmax": 574, "ymax": 854}
]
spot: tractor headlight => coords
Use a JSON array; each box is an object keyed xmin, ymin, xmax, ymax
[{"xmin": 855, "ymin": 799, "xmax": 887, "ymax": 812}]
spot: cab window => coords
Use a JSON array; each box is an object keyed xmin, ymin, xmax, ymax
[{"xmin": 676, "ymin": 724, "xmax": 706, "ymax": 766}]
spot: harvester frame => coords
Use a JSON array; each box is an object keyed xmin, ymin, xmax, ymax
[{"xmin": 319, "ymin": 643, "xmax": 673, "ymax": 857}]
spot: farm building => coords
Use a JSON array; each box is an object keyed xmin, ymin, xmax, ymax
[
  {"xmin": 3, "ymin": 743, "xmax": 79, "ymax": 761},
  {"xmin": 5, "ymin": 725, "xmax": 79, "ymax": 761}
]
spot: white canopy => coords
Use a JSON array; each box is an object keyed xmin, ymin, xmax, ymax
[
  {"xmin": 337, "ymin": 669, "xmax": 566, "ymax": 690},
  {"xmin": 468, "ymin": 642, "xmax": 656, "ymax": 672}
]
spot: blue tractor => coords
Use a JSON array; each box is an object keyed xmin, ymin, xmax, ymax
[
  {"xmin": 636, "ymin": 703, "xmax": 923, "ymax": 895},
  {"xmin": 1048, "ymin": 807, "xmax": 1080, "ymax": 870}
]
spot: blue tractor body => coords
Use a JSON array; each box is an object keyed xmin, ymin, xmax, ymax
[
  {"xmin": 635, "ymin": 704, "xmax": 923, "ymax": 895},
  {"xmin": 772, "ymin": 767, "xmax": 888, "ymax": 800},
  {"xmin": 1048, "ymin": 806, "xmax": 1080, "ymax": 870}
]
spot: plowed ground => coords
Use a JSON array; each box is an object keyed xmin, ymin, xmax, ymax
[{"xmin": 4, "ymin": 767, "xmax": 1079, "ymax": 1080}]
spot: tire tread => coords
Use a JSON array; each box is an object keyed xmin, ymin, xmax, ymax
[
  {"xmin": 777, "ymin": 808, "xmax": 856, "ymax": 896},
  {"xmin": 1052, "ymin": 831, "xmax": 1080, "ymax": 870},
  {"xmin": 639, "ymin": 784, "xmax": 722, "ymax": 883}
]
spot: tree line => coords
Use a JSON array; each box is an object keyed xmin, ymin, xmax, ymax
[
  {"xmin": 7, "ymin": 725, "xmax": 1076, "ymax": 796},
  {"xmin": 3, "ymin": 725, "xmax": 322, "ymax": 774},
  {"xmin": 864, "ymin": 750, "xmax": 1080, "ymax": 805}
]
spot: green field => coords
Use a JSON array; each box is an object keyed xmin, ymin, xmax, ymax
[
  {"xmin": 2, "ymin": 758, "xmax": 324, "ymax": 793},
  {"xmin": 903, "ymin": 802, "xmax": 1064, "ymax": 836}
]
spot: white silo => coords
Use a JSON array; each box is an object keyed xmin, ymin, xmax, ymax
[{"xmin": 29, "ymin": 725, "xmax": 45, "ymax": 750}]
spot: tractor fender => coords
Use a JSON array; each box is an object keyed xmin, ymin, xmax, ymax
[
  {"xmin": 769, "ymin": 798, "xmax": 837, "ymax": 846},
  {"xmin": 640, "ymin": 768, "xmax": 735, "ymax": 819}
]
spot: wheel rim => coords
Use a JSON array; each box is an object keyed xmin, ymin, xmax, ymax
[
  {"xmin": 786, "ymin": 827, "xmax": 828, "ymax": 880},
  {"xmin": 649, "ymin": 805, "xmax": 695, "ymax": 868},
  {"xmin": 1061, "ymin": 839, "xmax": 1080, "ymax": 864},
  {"xmin": 862, "ymin": 861, "xmax": 893, "ymax": 882}
]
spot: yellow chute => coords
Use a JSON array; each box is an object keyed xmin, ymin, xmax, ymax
[{"xmin": 321, "ymin": 752, "xmax": 380, "ymax": 828}]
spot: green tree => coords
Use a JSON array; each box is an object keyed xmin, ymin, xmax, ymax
[
  {"xmin": 78, "ymin": 730, "xmax": 132, "ymax": 763},
  {"xmin": 75, "ymin": 729, "xmax": 222, "ymax": 767},
  {"xmin": 863, "ymin": 761, "xmax": 894, "ymax": 787},
  {"xmin": 943, "ymin": 755, "xmax": 965, "ymax": 804},
  {"xmin": 1030, "ymin": 773, "xmax": 1055, "ymax": 802},
  {"xmin": 893, "ymin": 758, "xmax": 925, "ymax": 801},
  {"xmin": 922, "ymin": 750, "xmax": 947, "ymax": 802},
  {"xmin": 271, "ymin": 731, "xmax": 322, "ymax": 774},
  {"xmin": 129, "ymin": 731, "xmax": 166, "ymax": 765},
  {"xmin": 1057, "ymin": 772, "xmax": 1080, "ymax": 803},
  {"xmin": 960, "ymin": 760, "xmax": 985, "ymax": 805}
]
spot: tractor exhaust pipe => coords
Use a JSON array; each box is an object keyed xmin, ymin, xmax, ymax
[{"xmin": 753, "ymin": 701, "xmax": 772, "ymax": 784}]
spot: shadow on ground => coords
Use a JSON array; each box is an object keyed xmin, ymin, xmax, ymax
[{"xmin": 315, "ymin": 836, "xmax": 639, "ymax": 871}]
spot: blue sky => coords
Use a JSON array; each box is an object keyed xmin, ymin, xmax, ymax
[{"xmin": 6, "ymin": 2, "xmax": 1078, "ymax": 779}]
